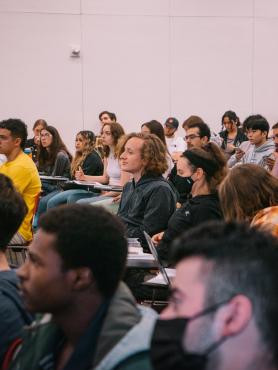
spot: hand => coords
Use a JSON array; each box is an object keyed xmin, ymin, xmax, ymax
[
  {"xmin": 75, "ymin": 166, "xmax": 85, "ymax": 181},
  {"xmin": 112, "ymin": 194, "xmax": 121, "ymax": 203},
  {"xmin": 152, "ymin": 231, "xmax": 164, "ymax": 245},
  {"xmin": 266, "ymin": 157, "xmax": 275, "ymax": 171},
  {"xmin": 235, "ymin": 148, "xmax": 245, "ymax": 161},
  {"xmin": 34, "ymin": 135, "xmax": 40, "ymax": 145},
  {"xmin": 226, "ymin": 143, "xmax": 236, "ymax": 153}
]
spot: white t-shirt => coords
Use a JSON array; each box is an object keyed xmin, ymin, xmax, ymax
[{"xmin": 165, "ymin": 135, "xmax": 186, "ymax": 155}]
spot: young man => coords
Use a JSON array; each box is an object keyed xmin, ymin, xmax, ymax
[
  {"xmin": 163, "ymin": 117, "xmax": 186, "ymax": 160},
  {"xmin": 168, "ymin": 121, "xmax": 211, "ymax": 204},
  {"xmin": 0, "ymin": 119, "xmax": 41, "ymax": 245},
  {"xmin": 151, "ymin": 221, "xmax": 278, "ymax": 370},
  {"xmin": 118, "ymin": 133, "xmax": 177, "ymax": 249},
  {"xmin": 11, "ymin": 204, "xmax": 157, "ymax": 370},
  {"xmin": 228, "ymin": 115, "xmax": 275, "ymax": 168},
  {"xmin": 99, "ymin": 111, "xmax": 117, "ymax": 125},
  {"xmin": 184, "ymin": 121, "xmax": 211, "ymax": 149},
  {"xmin": 0, "ymin": 174, "xmax": 32, "ymax": 365}
]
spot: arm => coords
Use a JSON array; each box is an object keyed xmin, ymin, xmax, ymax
[
  {"xmin": 271, "ymin": 153, "xmax": 278, "ymax": 178},
  {"xmin": 52, "ymin": 152, "xmax": 71, "ymax": 177},
  {"xmin": 76, "ymin": 157, "xmax": 109, "ymax": 184}
]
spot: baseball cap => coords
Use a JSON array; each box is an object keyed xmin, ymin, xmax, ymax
[{"xmin": 165, "ymin": 117, "xmax": 179, "ymax": 130}]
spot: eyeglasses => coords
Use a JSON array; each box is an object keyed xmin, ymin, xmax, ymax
[
  {"xmin": 271, "ymin": 134, "xmax": 278, "ymax": 140},
  {"xmin": 184, "ymin": 134, "xmax": 200, "ymax": 141},
  {"xmin": 40, "ymin": 133, "xmax": 52, "ymax": 138}
]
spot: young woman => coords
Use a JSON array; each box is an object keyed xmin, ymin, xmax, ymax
[
  {"xmin": 141, "ymin": 120, "xmax": 174, "ymax": 177},
  {"xmin": 34, "ymin": 126, "xmax": 72, "ymax": 227},
  {"xmin": 220, "ymin": 110, "xmax": 247, "ymax": 159},
  {"xmin": 219, "ymin": 164, "xmax": 278, "ymax": 222},
  {"xmin": 25, "ymin": 119, "xmax": 47, "ymax": 162},
  {"xmin": 153, "ymin": 142, "xmax": 227, "ymax": 263},
  {"xmin": 76, "ymin": 122, "xmax": 129, "ymax": 208},
  {"xmin": 46, "ymin": 130, "xmax": 104, "ymax": 208}
]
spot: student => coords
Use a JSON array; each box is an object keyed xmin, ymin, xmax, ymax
[
  {"xmin": 163, "ymin": 117, "xmax": 186, "ymax": 160},
  {"xmin": 141, "ymin": 120, "xmax": 174, "ymax": 177},
  {"xmin": 228, "ymin": 115, "xmax": 275, "ymax": 168},
  {"xmin": 219, "ymin": 110, "xmax": 247, "ymax": 158},
  {"xmin": 219, "ymin": 164, "xmax": 278, "ymax": 222},
  {"xmin": 10, "ymin": 205, "xmax": 157, "ymax": 370},
  {"xmin": 0, "ymin": 119, "xmax": 41, "ymax": 245},
  {"xmin": 151, "ymin": 221, "xmax": 278, "ymax": 370},
  {"xmin": 117, "ymin": 133, "xmax": 177, "ymax": 248},
  {"xmin": 76, "ymin": 122, "xmax": 129, "ymax": 207},
  {"xmin": 168, "ymin": 120, "xmax": 212, "ymax": 204},
  {"xmin": 37, "ymin": 125, "xmax": 72, "ymax": 184},
  {"xmin": 0, "ymin": 174, "xmax": 33, "ymax": 366},
  {"xmin": 44, "ymin": 131, "xmax": 104, "ymax": 209},
  {"xmin": 99, "ymin": 111, "xmax": 117, "ymax": 125},
  {"xmin": 153, "ymin": 142, "xmax": 227, "ymax": 263},
  {"xmin": 25, "ymin": 119, "xmax": 47, "ymax": 162}
]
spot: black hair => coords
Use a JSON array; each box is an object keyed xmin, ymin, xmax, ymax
[
  {"xmin": 0, "ymin": 118, "xmax": 28, "ymax": 149},
  {"xmin": 99, "ymin": 111, "xmax": 117, "ymax": 122},
  {"xmin": 0, "ymin": 174, "xmax": 27, "ymax": 251},
  {"xmin": 171, "ymin": 221, "xmax": 278, "ymax": 366},
  {"xmin": 245, "ymin": 114, "xmax": 269, "ymax": 134},
  {"xmin": 186, "ymin": 121, "xmax": 211, "ymax": 140},
  {"xmin": 38, "ymin": 204, "xmax": 127, "ymax": 298},
  {"xmin": 221, "ymin": 110, "xmax": 239, "ymax": 127}
]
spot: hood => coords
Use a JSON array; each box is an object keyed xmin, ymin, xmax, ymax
[{"xmin": 254, "ymin": 139, "xmax": 275, "ymax": 153}]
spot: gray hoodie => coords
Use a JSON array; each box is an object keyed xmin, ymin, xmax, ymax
[{"xmin": 228, "ymin": 139, "xmax": 275, "ymax": 168}]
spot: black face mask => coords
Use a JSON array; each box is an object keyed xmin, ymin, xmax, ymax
[
  {"xmin": 184, "ymin": 176, "xmax": 194, "ymax": 193},
  {"xmin": 150, "ymin": 302, "xmax": 227, "ymax": 370}
]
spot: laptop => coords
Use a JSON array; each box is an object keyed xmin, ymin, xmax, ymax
[{"xmin": 143, "ymin": 231, "xmax": 173, "ymax": 286}]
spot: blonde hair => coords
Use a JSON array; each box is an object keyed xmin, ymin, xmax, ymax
[{"xmin": 71, "ymin": 131, "xmax": 96, "ymax": 176}]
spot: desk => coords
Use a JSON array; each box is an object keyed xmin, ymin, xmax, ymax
[
  {"xmin": 40, "ymin": 175, "xmax": 69, "ymax": 182},
  {"xmin": 65, "ymin": 180, "xmax": 123, "ymax": 192},
  {"xmin": 127, "ymin": 254, "xmax": 157, "ymax": 268}
]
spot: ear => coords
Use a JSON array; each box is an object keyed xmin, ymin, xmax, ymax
[
  {"xmin": 195, "ymin": 167, "xmax": 205, "ymax": 180},
  {"xmin": 14, "ymin": 137, "xmax": 22, "ymax": 148},
  {"xmin": 68, "ymin": 267, "xmax": 95, "ymax": 291},
  {"xmin": 215, "ymin": 295, "xmax": 253, "ymax": 338}
]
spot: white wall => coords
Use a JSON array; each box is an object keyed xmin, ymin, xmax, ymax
[{"xmin": 0, "ymin": 0, "xmax": 278, "ymax": 151}]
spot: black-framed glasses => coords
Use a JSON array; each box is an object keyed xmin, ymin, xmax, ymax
[{"xmin": 184, "ymin": 134, "xmax": 200, "ymax": 141}]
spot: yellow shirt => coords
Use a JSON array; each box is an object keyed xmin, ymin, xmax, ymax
[{"xmin": 0, "ymin": 152, "xmax": 41, "ymax": 241}]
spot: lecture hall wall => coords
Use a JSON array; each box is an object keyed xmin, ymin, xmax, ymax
[{"xmin": 1, "ymin": 0, "xmax": 278, "ymax": 151}]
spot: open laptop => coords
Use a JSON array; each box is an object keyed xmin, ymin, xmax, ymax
[{"xmin": 143, "ymin": 231, "xmax": 173, "ymax": 286}]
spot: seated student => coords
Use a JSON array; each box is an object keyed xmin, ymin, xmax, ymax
[
  {"xmin": 37, "ymin": 125, "xmax": 72, "ymax": 188},
  {"xmin": 168, "ymin": 120, "xmax": 211, "ymax": 204},
  {"xmin": 0, "ymin": 174, "xmax": 33, "ymax": 366},
  {"xmin": 99, "ymin": 110, "xmax": 117, "ymax": 125},
  {"xmin": 151, "ymin": 222, "xmax": 278, "ymax": 370},
  {"xmin": 219, "ymin": 110, "xmax": 247, "ymax": 159},
  {"xmin": 0, "ymin": 119, "xmax": 41, "ymax": 245},
  {"xmin": 164, "ymin": 117, "xmax": 186, "ymax": 161},
  {"xmin": 228, "ymin": 115, "xmax": 275, "ymax": 168},
  {"xmin": 76, "ymin": 122, "xmax": 129, "ymax": 209},
  {"xmin": 25, "ymin": 119, "xmax": 47, "ymax": 162},
  {"xmin": 10, "ymin": 205, "xmax": 157, "ymax": 370},
  {"xmin": 117, "ymin": 133, "xmax": 177, "ymax": 248},
  {"xmin": 141, "ymin": 120, "xmax": 174, "ymax": 178},
  {"xmin": 45, "ymin": 131, "xmax": 104, "ymax": 209},
  {"xmin": 219, "ymin": 163, "xmax": 278, "ymax": 223},
  {"xmin": 153, "ymin": 142, "xmax": 227, "ymax": 263}
]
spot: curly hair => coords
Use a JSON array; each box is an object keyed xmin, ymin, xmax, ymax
[
  {"xmin": 119, "ymin": 132, "xmax": 168, "ymax": 176},
  {"xmin": 71, "ymin": 131, "xmax": 96, "ymax": 176},
  {"xmin": 182, "ymin": 142, "xmax": 227, "ymax": 193},
  {"xmin": 219, "ymin": 164, "xmax": 278, "ymax": 222}
]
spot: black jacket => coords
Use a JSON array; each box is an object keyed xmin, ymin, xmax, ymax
[
  {"xmin": 118, "ymin": 175, "xmax": 177, "ymax": 249},
  {"xmin": 157, "ymin": 193, "xmax": 223, "ymax": 263}
]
